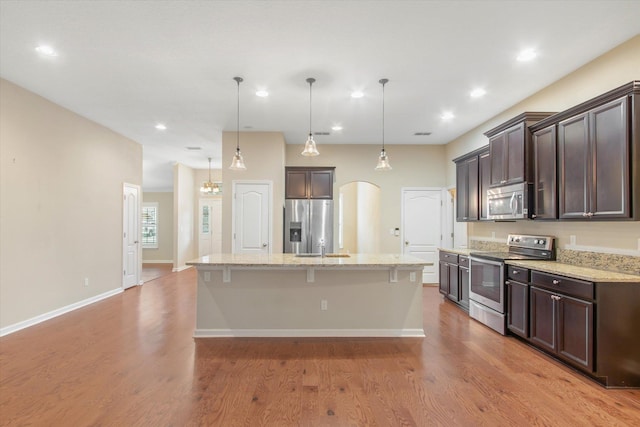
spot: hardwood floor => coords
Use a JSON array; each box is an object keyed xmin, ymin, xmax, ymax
[
  {"xmin": 141, "ymin": 262, "xmax": 173, "ymax": 283},
  {"xmin": 1, "ymin": 268, "xmax": 639, "ymax": 426}
]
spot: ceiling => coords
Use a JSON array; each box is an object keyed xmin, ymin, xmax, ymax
[{"xmin": 1, "ymin": 1, "xmax": 639, "ymax": 191}]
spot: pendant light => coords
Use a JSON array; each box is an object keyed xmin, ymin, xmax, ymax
[
  {"xmin": 301, "ymin": 77, "xmax": 319, "ymax": 156},
  {"xmin": 229, "ymin": 76, "xmax": 247, "ymax": 170},
  {"xmin": 375, "ymin": 78, "xmax": 392, "ymax": 171},
  {"xmin": 200, "ymin": 157, "xmax": 220, "ymax": 194}
]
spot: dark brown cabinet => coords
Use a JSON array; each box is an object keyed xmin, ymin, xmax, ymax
[
  {"xmin": 506, "ymin": 266, "xmax": 529, "ymax": 338},
  {"xmin": 529, "ymin": 271, "xmax": 594, "ymax": 372},
  {"xmin": 453, "ymin": 146, "xmax": 487, "ymax": 222},
  {"xmin": 532, "ymin": 125, "xmax": 557, "ymax": 219},
  {"xmin": 479, "ymin": 150, "xmax": 491, "ymax": 220},
  {"xmin": 558, "ymin": 96, "xmax": 630, "ymax": 219},
  {"xmin": 438, "ymin": 251, "xmax": 469, "ymax": 311},
  {"xmin": 285, "ymin": 167, "xmax": 334, "ymax": 199},
  {"xmin": 485, "ymin": 112, "xmax": 555, "ymax": 187}
]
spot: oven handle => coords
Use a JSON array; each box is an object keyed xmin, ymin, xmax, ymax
[{"xmin": 470, "ymin": 256, "xmax": 504, "ymax": 267}]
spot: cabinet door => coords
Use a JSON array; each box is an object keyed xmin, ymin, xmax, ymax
[
  {"xmin": 505, "ymin": 123, "xmax": 525, "ymax": 184},
  {"xmin": 447, "ymin": 263, "xmax": 459, "ymax": 301},
  {"xmin": 309, "ymin": 170, "xmax": 333, "ymax": 199},
  {"xmin": 489, "ymin": 133, "xmax": 507, "ymax": 186},
  {"xmin": 557, "ymin": 295, "xmax": 593, "ymax": 371},
  {"xmin": 286, "ymin": 171, "xmax": 309, "ymax": 199},
  {"xmin": 439, "ymin": 261, "xmax": 449, "ymax": 295},
  {"xmin": 533, "ymin": 125, "xmax": 557, "ymax": 219},
  {"xmin": 507, "ymin": 280, "xmax": 529, "ymax": 338},
  {"xmin": 590, "ymin": 97, "xmax": 629, "ymax": 218},
  {"xmin": 459, "ymin": 266, "xmax": 469, "ymax": 309},
  {"xmin": 530, "ymin": 287, "xmax": 556, "ymax": 352},
  {"xmin": 467, "ymin": 157, "xmax": 479, "ymax": 221},
  {"xmin": 456, "ymin": 161, "xmax": 469, "ymax": 221},
  {"xmin": 479, "ymin": 150, "xmax": 491, "ymax": 220},
  {"xmin": 558, "ymin": 112, "xmax": 590, "ymax": 219}
]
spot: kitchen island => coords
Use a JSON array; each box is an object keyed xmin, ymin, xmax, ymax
[{"xmin": 186, "ymin": 253, "xmax": 430, "ymax": 338}]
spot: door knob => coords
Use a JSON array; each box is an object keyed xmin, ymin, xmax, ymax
[
  {"xmin": 134, "ymin": 240, "xmax": 139, "ymax": 244},
  {"xmin": 405, "ymin": 241, "xmax": 409, "ymax": 246},
  {"xmin": 262, "ymin": 243, "xmax": 268, "ymax": 247}
]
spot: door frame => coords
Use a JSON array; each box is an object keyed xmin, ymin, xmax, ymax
[
  {"xmin": 231, "ymin": 180, "xmax": 273, "ymax": 254},
  {"xmin": 122, "ymin": 182, "xmax": 142, "ymax": 288}
]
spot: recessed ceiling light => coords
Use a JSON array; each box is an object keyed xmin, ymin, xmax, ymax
[
  {"xmin": 351, "ymin": 91, "xmax": 364, "ymax": 99},
  {"xmin": 414, "ymin": 132, "xmax": 432, "ymax": 136},
  {"xmin": 517, "ymin": 48, "xmax": 537, "ymax": 62},
  {"xmin": 186, "ymin": 146, "xmax": 201, "ymax": 150},
  {"xmin": 35, "ymin": 45, "xmax": 58, "ymax": 57},
  {"xmin": 331, "ymin": 125, "xmax": 343, "ymax": 131},
  {"xmin": 441, "ymin": 111, "xmax": 455, "ymax": 121},
  {"xmin": 256, "ymin": 90, "xmax": 269, "ymax": 97},
  {"xmin": 470, "ymin": 88, "xmax": 486, "ymax": 98},
  {"xmin": 155, "ymin": 123, "xmax": 167, "ymax": 130}
]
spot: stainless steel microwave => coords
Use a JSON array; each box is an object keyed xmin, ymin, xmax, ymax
[{"xmin": 487, "ymin": 182, "xmax": 532, "ymax": 220}]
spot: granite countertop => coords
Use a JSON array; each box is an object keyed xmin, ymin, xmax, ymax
[
  {"xmin": 187, "ymin": 253, "xmax": 431, "ymax": 268},
  {"xmin": 505, "ymin": 260, "xmax": 640, "ymax": 283},
  {"xmin": 438, "ymin": 248, "xmax": 475, "ymax": 256}
]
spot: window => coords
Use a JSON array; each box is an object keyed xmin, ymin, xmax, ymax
[{"xmin": 142, "ymin": 203, "xmax": 158, "ymax": 249}]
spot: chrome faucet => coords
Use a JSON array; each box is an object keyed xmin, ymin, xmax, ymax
[{"xmin": 319, "ymin": 239, "xmax": 326, "ymax": 258}]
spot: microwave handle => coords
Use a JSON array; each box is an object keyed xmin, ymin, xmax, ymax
[{"xmin": 509, "ymin": 193, "xmax": 517, "ymax": 216}]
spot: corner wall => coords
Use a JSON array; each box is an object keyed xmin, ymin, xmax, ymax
[{"xmin": 0, "ymin": 78, "xmax": 142, "ymax": 330}]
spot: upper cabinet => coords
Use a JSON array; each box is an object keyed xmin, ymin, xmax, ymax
[
  {"xmin": 485, "ymin": 112, "xmax": 555, "ymax": 187},
  {"xmin": 285, "ymin": 167, "xmax": 335, "ymax": 199},
  {"xmin": 453, "ymin": 146, "xmax": 488, "ymax": 222},
  {"xmin": 530, "ymin": 80, "xmax": 640, "ymax": 221}
]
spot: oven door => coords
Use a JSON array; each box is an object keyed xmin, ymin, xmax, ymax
[{"xmin": 469, "ymin": 256, "xmax": 505, "ymax": 313}]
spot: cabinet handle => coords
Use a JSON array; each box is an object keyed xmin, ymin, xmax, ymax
[
  {"xmin": 587, "ymin": 212, "xmax": 594, "ymax": 217},
  {"xmin": 551, "ymin": 295, "xmax": 561, "ymax": 301},
  {"xmin": 582, "ymin": 212, "xmax": 588, "ymax": 217},
  {"xmin": 552, "ymin": 279, "xmax": 560, "ymax": 285},
  {"xmin": 501, "ymin": 180, "xmax": 507, "ymax": 184},
  {"xmin": 512, "ymin": 270, "xmax": 519, "ymax": 275},
  {"xmin": 531, "ymin": 214, "xmax": 537, "ymax": 219}
]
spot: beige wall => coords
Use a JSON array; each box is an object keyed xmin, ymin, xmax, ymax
[
  {"xmin": 221, "ymin": 131, "xmax": 286, "ymax": 253},
  {"xmin": 0, "ymin": 78, "xmax": 142, "ymax": 330},
  {"xmin": 286, "ymin": 144, "xmax": 447, "ymax": 253},
  {"xmin": 444, "ymin": 35, "xmax": 640, "ymax": 252},
  {"xmin": 173, "ymin": 163, "xmax": 197, "ymax": 270},
  {"xmin": 142, "ymin": 192, "xmax": 174, "ymax": 262}
]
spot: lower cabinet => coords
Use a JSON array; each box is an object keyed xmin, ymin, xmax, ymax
[
  {"xmin": 506, "ymin": 266, "xmax": 530, "ymax": 338},
  {"xmin": 438, "ymin": 251, "xmax": 469, "ymax": 311}
]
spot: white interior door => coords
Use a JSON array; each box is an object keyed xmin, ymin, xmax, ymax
[
  {"xmin": 401, "ymin": 188, "xmax": 442, "ymax": 284},
  {"xmin": 123, "ymin": 183, "xmax": 141, "ymax": 289},
  {"xmin": 233, "ymin": 181, "xmax": 271, "ymax": 254},
  {"xmin": 199, "ymin": 198, "xmax": 222, "ymax": 257}
]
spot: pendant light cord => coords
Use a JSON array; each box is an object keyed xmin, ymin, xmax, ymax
[
  {"xmin": 380, "ymin": 78, "xmax": 388, "ymax": 151},
  {"xmin": 233, "ymin": 77, "xmax": 243, "ymax": 152},
  {"xmin": 306, "ymin": 77, "xmax": 315, "ymax": 137}
]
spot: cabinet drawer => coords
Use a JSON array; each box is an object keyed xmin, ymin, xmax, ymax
[
  {"xmin": 508, "ymin": 266, "xmax": 529, "ymax": 281},
  {"xmin": 458, "ymin": 256, "xmax": 469, "ymax": 267},
  {"xmin": 530, "ymin": 271, "xmax": 594, "ymax": 300},
  {"xmin": 439, "ymin": 252, "xmax": 459, "ymax": 264}
]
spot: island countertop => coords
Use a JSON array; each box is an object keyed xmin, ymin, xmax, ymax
[{"xmin": 187, "ymin": 253, "xmax": 432, "ymax": 268}]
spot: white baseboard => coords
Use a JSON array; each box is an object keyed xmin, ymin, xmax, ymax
[
  {"xmin": 0, "ymin": 288, "xmax": 123, "ymax": 337},
  {"xmin": 172, "ymin": 265, "xmax": 192, "ymax": 273},
  {"xmin": 193, "ymin": 328, "xmax": 426, "ymax": 338},
  {"xmin": 142, "ymin": 259, "xmax": 173, "ymax": 264}
]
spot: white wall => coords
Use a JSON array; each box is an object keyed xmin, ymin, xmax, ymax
[
  {"xmin": 0, "ymin": 78, "xmax": 142, "ymax": 330},
  {"xmin": 444, "ymin": 35, "xmax": 640, "ymax": 252}
]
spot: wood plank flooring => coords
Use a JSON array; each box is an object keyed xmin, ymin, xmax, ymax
[{"xmin": 1, "ymin": 268, "xmax": 639, "ymax": 426}]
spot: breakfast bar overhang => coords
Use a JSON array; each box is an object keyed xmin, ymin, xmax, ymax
[{"xmin": 187, "ymin": 254, "xmax": 430, "ymax": 338}]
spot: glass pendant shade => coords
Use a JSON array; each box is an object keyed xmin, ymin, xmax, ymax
[
  {"xmin": 375, "ymin": 148, "xmax": 392, "ymax": 171},
  {"xmin": 301, "ymin": 133, "xmax": 319, "ymax": 156},
  {"xmin": 201, "ymin": 157, "xmax": 221, "ymax": 193},
  {"xmin": 229, "ymin": 148, "xmax": 246, "ymax": 170}
]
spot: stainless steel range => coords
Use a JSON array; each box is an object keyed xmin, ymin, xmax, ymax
[{"xmin": 469, "ymin": 234, "xmax": 555, "ymax": 334}]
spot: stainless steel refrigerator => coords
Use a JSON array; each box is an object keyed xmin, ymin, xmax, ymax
[{"xmin": 284, "ymin": 199, "xmax": 333, "ymax": 254}]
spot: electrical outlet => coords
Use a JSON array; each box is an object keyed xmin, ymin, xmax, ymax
[
  {"xmin": 410, "ymin": 272, "xmax": 416, "ymax": 282},
  {"xmin": 84, "ymin": 277, "xmax": 89, "ymax": 287},
  {"xmin": 204, "ymin": 271, "xmax": 211, "ymax": 282},
  {"xmin": 321, "ymin": 299, "xmax": 328, "ymax": 311}
]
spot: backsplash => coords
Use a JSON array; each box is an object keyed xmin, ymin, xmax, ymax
[{"xmin": 469, "ymin": 239, "xmax": 640, "ymax": 275}]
